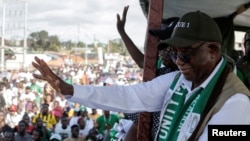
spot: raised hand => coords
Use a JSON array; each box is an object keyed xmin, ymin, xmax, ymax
[
  {"xmin": 32, "ymin": 56, "xmax": 73, "ymax": 95},
  {"xmin": 116, "ymin": 5, "xmax": 129, "ymax": 33}
]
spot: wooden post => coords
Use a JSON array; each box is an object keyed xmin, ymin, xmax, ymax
[{"xmin": 137, "ymin": 0, "xmax": 163, "ymax": 140}]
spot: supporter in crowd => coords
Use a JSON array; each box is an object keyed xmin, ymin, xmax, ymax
[
  {"xmin": 14, "ymin": 113, "xmax": 34, "ymax": 135},
  {"xmin": 32, "ymin": 128, "xmax": 43, "ymax": 141},
  {"xmin": 78, "ymin": 117, "xmax": 90, "ymax": 137},
  {"xmin": 3, "ymin": 82, "xmax": 15, "ymax": 109},
  {"xmin": 14, "ymin": 120, "xmax": 32, "ymax": 141},
  {"xmin": 96, "ymin": 110, "xmax": 119, "ymax": 141},
  {"xmin": 54, "ymin": 115, "xmax": 71, "ymax": 140},
  {"xmin": 88, "ymin": 109, "xmax": 100, "ymax": 121},
  {"xmin": 88, "ymin": 108, "xmax": 100, "ymax": 128},
  {"xmin": 69, "ymin": 103, "xmax": 81, "ymax": 127},
  {"xmin": 20, "ymin": 86, "xmax": 36, "ymax": 114},
  {"xmin": 0, "ymin": 82, "xmax": 6, "ymax": 112},
  {"xmin": 49, "ymin": 134, "xmax": 62, "ymax": 141},
  {"xmin": 78, "ymin": 110, "xmax": 94, "ymax": 137},
  {"xmin": 237, "ymin": 30, "xmax": 250, "ymax": 90},
  {"xmin": 34, "ymin": 117, "xmax": 52, "ymax": 141},
  {"xmin": 51, "ymin": 101, "xmax": 63, "ymax": 123},
  {"xmin": 0, "ymin": 110, "xmax": 12, "ymax": 134},
  {"xmin": 30, "ymin": 79, "xmax": 43, "ymax": 109},
  {"xmin": 64, "ymin": 124, "xmax": 86, "ymax": 141},
  {"xmin": 6, "ymin": 105, "xmax": 21, "ymax": 129},
  {"xmin": 32, "ymin": 103, "xmax": 57, "ymax": 130},
  {"xmin": 4, "ymin": 129, "xmax": 15, "ymax": 141}
]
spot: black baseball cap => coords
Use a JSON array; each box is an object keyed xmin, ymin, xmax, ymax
[
  {"xmin": 149, "ymin": 17, "xmax": 179, "ymax": 41},
  {"xmin": 158, "ymin": 11, "xmax": 222, "ymax": 48}
]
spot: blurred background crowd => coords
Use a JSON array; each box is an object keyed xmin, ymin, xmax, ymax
[{"xmin": 0, "ymin": 58, "xmax": 142, "ymax": 141}]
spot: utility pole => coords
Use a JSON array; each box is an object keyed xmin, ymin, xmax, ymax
[
  {"xmin": 23, "ymin": 0, "xmax": 27, "ymax": 69},
  {"xmin": 1, "ymin": 0, "xmax": 6, "ymax": 72},
  {"xmin": 2, "ymin": 0, "xmax": 27, "ymax": 70},
  {"xmin": 85, "ymin": 37, "xmax": 88, "ymax": 65}
]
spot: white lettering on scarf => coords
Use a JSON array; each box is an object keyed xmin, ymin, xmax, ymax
[
  {"xmin": 159, "ymin": 84, "xmax": 186, "ymax": 139},
  {"xmin": 159, "ymin": 99, "xmax": 179, "ymax": 138}
]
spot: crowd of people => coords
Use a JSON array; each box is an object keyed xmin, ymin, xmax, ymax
[{"xmin": 0, "ymin": 57, "xmax": 142, "ymax": 141}]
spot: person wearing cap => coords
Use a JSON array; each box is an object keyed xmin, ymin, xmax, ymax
[
  {"xmin": 5, "ymin": 105, "xmax": 21, "ymax": 129},
  {"xmin": 117, "ymin": 5, "xmax": 179, "ymax": 140},
  {"xmin": 50, "ymin": 133, "xmax": 62, "ymax": 141},
  {"xmin": 32, "ymin": 11, "xmax": 250, "ymax": 141},
  {"xmin": 236, "ymin": 30, "xmax": 250, "ymax": 90}
]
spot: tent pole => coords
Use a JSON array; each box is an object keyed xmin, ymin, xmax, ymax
[{"xmin": 137, "ymin": 0, "xmax": 163, "ymax": 140}]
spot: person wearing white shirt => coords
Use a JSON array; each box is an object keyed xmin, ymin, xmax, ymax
[
  {"xmin": 5, "ymin": 105, "xmax": 22, "ymax": 128},
  {"xmin": 54, "ymin": 115, "xmax": 71, "ymax": 140},
  {"xmin": 20, "ymin": 86, "xmax": 36, "ymax": 103}
]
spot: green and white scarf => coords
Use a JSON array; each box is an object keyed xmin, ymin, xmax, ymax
[{"xmin": 158, "ymin": 58, "xmax": 227, "ymax": 141}]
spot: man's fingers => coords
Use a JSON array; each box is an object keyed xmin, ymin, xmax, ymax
[
  {"xmin": 33, "ymin": 74, "xmax": 46, "ymax": 81},
  {"xmin": 122, "ymin": 5, "xmax": 129, "ymax": 22},
  {"xmin": 32, "ymin": 62, "xmax": 44, "ymax": 75},
  {"xmin": 117, "ymin": 14, "xmax": 121, "ymax": 21},
  {"xmin": 55, "ymin": 79, "xmax": 61, "ymax": 94}
]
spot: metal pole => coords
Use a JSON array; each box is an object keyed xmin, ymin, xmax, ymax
[
  {"xmin": 23, "ymin": 0, "xmax": 27, "ymax": 69},
  {"xmin": 1, "ymin": 0, "xmax": 6, "ymax": 72},
  {"xmin": 85, "ymin": 42, "xmax": 88, "ymax": 65}
]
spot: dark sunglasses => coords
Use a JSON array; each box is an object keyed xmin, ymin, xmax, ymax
[{"xmin": 168, "ymin": 42, "xmax": 206, "ymax": 63}]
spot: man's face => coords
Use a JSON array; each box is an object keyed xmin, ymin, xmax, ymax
[
  {"xmin": 18, "ymin": 122, "xmax": 26, "ymax": 133},
  {"xmin": 61, "ymin": 117, "xmax": 68, "ymax": 127},
  {"xmin": 159, "ymin": 48, "xmax": 176, "ymax": 67},
  {"xmin": 4, "ymin": 132, "xmax": 13, "ymax": 141},
  {"xmin": 25, "ymin": 88, "xmax": 30, "ymax": 94},
  {"xmin": 0, "ymin": 112, "xmax": 4, "ymax": 121},
  {"xmin": 78, "ymin": 119, "xmax": 86, "ymax": 128},
  {"xmin": 171, "ymin": 42, "xmax": 217, "ymax": 84},
  {"xmin": 36, "ymin": 118, "xmax": 43, "ymax": 127},
  {"xmin": 103, "ymin": 110, "xmax": 110, "ymax": 117},
  {"xmin": 72, "ymin": 126, "xmax": 79, "ymax": 138},
  {"xmin": 245, "ymin": 40, "xmax": 250, "ymax": 57},
  {"xmin": 32, "ymin": 130, "xmax": 40, "ymax": 141},
  {"xmin": 23, "ymin": 115, "xmax": 30, "ymax": 125},
  {"xmin": 0, "ymin": 84, "xmax": 5, "ymax": 94},
  {"xmin": 42, "ymin": 105, "xmax": 49, "ymax": 114}
]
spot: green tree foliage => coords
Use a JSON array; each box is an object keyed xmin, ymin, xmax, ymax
[
  {"xmin": 108, "ymin": 39, "xmax": 128, "ymax": 55},
  {"xmin": 27, "ymin": 30, "xmax": 127, "ymax": 55},
  {"xmin": 61, "ymin": 40, "xmax": 74, "ymax": 50},
  {"xmin": 28, "ymin": 30, "xmax": 60, "ymax": 52}
]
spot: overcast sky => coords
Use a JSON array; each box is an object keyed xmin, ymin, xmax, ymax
[{"xmin": 1, "ymin": 0, "xmax": 147, "ymax": 47}]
